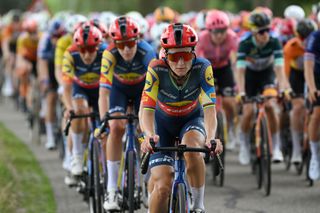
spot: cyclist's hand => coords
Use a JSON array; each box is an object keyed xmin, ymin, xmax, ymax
[
  {"xmin": 206, "ymin": 139, "xmax": 223, "ymax": 155},
  {"xmin": 64, "ymin": 109, "xmax": 74, "ymax": 120},
  {"xmin": 94, "ymin": 127, "xmax": 108, "ymax": 139},
  {"xmin": 308, "ymin": 89, "xmax": 320, "ymax": 103},
  {"xmin": 281, "ymin": 88, "xmax": 292, "ymax": 101},
  {"xmin": 236, "ymin": 92, "xmax": 246, "ymax": 104},
  {"xmin": 141, "ymin": 134, "xmax": 159, "ymax": 153}
]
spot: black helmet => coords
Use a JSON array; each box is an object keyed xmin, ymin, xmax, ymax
[
  {"xmin": 249, "ymin": 12, "xmax": 271, "ymax": 30},
  {"xmin": 296, "ymin": 19, "xmax": 317, "ymax": 39}
]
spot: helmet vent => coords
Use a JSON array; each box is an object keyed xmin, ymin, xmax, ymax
[
  {"xmin": 83, "ymin": 25, "xmax": 90, "ymax": 45},
  {"xmin": 118, "ymin": 16, "xmax": 127, "ymax": 38},
  {"xmin": 173, "ymin": 23, "xmax": 183, "ymax": 46}
]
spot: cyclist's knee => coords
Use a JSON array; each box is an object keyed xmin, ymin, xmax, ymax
[
  {"xmin": 109, "ymin": 120, "xmax": 126, "ymax": 135},
  {"xmin": 151, "ymin": 167, "xmax": 172, "ymax": 200}
]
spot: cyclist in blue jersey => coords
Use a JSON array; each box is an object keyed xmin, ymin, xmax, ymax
[
  {"xmin": 304, "ymin": 29, "xmax": 320, "ymax": 180},
  {"xmin": 98, "ymin": 16, "xmax": 156, "ymax": 211},
  {"xmin": 140, "ymin": 23, "xmax": 223, "ymax": 213},
  {"xmin": 37, "ymin": 19, "xmax": 66, "ymax": 149}
]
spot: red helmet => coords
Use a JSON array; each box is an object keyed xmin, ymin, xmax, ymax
[
  {"xmin": 73, "ymin": 23, "xmax": 102, "ymax": 47},
  {"xmin": 22, "ymin": 19, "xmax": 38, "ymax": 33},
  {"xmin": 90, "ymin": 19, "xmax": 108, "ymax": 39},
  {"xmin": 160, "ymin": 23, "xmax": 198, "ymax": 49},
  {"xmin": 109, "ymin": 16, "xmax": 140, "ymax": 41},
  {"xmin": 205, "ymin": 10, "xmax": 230, "ymax": 30}
]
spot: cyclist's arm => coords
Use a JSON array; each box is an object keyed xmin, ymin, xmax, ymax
[
  {"xmin": 273, "ymin": 40, "xmax": 290, "ymax": 90},
  {"xmin": 55, "ymin": 37, "xmax": 70, "ymax": 85},
  {"xmin": 304, "ymin": 34, "xmax": 318, "ymax": 92},
  {"xmin": 61, "ymin": 50, "xmax": 74, "ymax": 110},
  {"xmin": 200, "ymin": 65, "xmax": 217, "ymax": 140},
  {"xmin": 1, "ymin": 28, "xmax": 11, "ymax": 60},
  {"xmin": 140, "ymin": 68, "xmax": 159, "ymax": 137},
  {"xmin": 37, "ymin": 58, "xmax": 49, "ymax": 82},
  {"xmin": 236, "ymin": 44, "xmax": 247, "ymax": 94},
  {"xmin": 99, "ymin": 50, "xmax": 115, "ymax": 119}
]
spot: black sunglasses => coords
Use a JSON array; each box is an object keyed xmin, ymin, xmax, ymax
[
  {"xmin": 257, "ymin": 28, "xmax": 270, "ymax": 35},
  {"xmin": 211, "ymin": 28, "xmax": 227, "ymax": 34}
]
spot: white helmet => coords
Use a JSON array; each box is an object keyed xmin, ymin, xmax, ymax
[
  {"xmin": 195, "ymin": 11, "xmax": 206, "ymax": 31},
  {"xmin": 65, "ymin": 14, "xmax": 87, "ymax": 33},
  {"xmin": 284, "ymin": 5, "xmax": 305, "ymax": 21},
  {"xmin": 99, "ymin": 11, "xmax": 117, "ymax": 29},
  {"xmin": 126, "ymin": 11, "xmax": 149, "ymax": 35},
  {"xmin": 150, "ymin": 22, "xmax": 170, "ymax": 50}
]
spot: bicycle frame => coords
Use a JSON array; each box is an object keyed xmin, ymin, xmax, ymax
[
  {"xmin": 252, "ymin": 98, "xmax": 273, "ymax": 158},
  {"xmin": 119, "ymin": 114, "xmax": 141, "ymax": 194}
]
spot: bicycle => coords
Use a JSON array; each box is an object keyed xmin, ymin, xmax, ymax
[
  {"xmin": 141, "ymin": 138, "xmax": 223, "ymax": 212},
  {"xmin": 243, "ymin": 94, "xmax": 274, "ymax": 196},
  {"xmin": 97, "ymin": 105, "xmax": 142, "ymax": 213},
  {"xmin": 64, "ymin": 111, "xmax": 107, "ymax": 213}
]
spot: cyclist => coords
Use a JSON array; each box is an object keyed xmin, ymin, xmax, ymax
[
  {"xmin": 98, "ymin": 16, "xmax": 156, "ymax": 211},
  {"xmin": 16, "ymin": 18, "xmax": 39, "ymax": 112},
  {"xmin": 153, "ymin": 6, "xmax": 176, "ymax": 24},
  {"xmin": 37, "ymin": 19, "xmax": 66, "ymax": 149},
  {"xmin": 196, "ymin": 9, "xmax": 238, "ymax": 150},
  {"xmin": 140, "ymin": 23, "xmax": 223, "ymax": 213},
  {"xmin": 62, "ymin": 22, "xmax": 104, "ymax": 176},
  {"xmin": 283, "ymin": 19, "xmax": 317, "ymax": 164},
  {"xmin": 1, "ymin": 10, "xmax": 22, "ymax": 97},
  {"xmin": 237, "ymin": 12, "xmax": 291, "ymax": 165},
  {"xmin": 55, "ymin": 14, "xmax": 87, "ymax": 85},
  {"xmin": 304, "ymin": 25, "xmax": 320, "ymax": 180}
]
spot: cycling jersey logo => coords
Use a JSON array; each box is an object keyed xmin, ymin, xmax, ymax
[
  {"xmin": 145, "ymin": 72, "xmax": 157, "ymax": 92},
  {"xmin": 205, "ymin": 68, "xmax": 214, "ymax": 86}
]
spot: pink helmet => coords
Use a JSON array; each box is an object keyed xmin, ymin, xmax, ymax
[{"xmin": 205, "ymin": 10, "xmax": 230, "ymax": 30}]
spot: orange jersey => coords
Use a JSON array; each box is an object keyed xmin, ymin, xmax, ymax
[
  {"xmin": 283, "ymin": 37, "xmax": 304, "ymax": 76},
  {"xmin": 16, "ymin": 32, "xmax": 39, "ymax": 61}
]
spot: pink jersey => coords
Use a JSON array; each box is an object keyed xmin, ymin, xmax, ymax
[{"xmin": 196, "ymin": 29, "xmax": 239, "ymax": 69}]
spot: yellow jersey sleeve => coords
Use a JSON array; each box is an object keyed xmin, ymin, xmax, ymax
[
  {"xmin": 55, "ymin": 34, "xmax": 72, "ymax": 67},
  {"xmin": 62, "ymin": 50, "xmax": 74, "ymax": 84},
  {"xmin": 141, "ymin": 67, "xmax": 159, "ymax": 111},
  {"xmin": 99, "ymin": 50, "xmax": 116, "ymax": 89}
]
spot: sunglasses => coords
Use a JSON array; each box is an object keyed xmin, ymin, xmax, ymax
[
  {"xmin": 166, "ymin": 52, "xmax": 194, "ymax": 63},
  {"xmin": 211, "ymin": 28, "xmax": 227, "ymax": 34},
  {"xmin": 256, "ymin": 28, "xmax": 270, "ymax": 35},
  {"xmin": 78, "ymin": 45, "xmax": 97, "ymax": 53},
  {"xmin": 114, "ymin": 39, "xmax": 137, "ymax": 50}
]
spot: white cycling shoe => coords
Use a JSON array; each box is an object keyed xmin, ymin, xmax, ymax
[
  {"xmin": 239, "ymin": 142, "xmax": 250, "ymax": 165},
  {"xmin": 71, "ymin": 155, "xmax": 83, "ymax": 176},
  {"xmin": 103, "ymin": 190, "xmax": 121, "ymax": 211},
  {"xmin": 309, "ymin": 156, "xmax": 320, "ymax": 180},
  {"xmin": 272, "ymin": 147, "xmax": 284, "ymax": 163}
]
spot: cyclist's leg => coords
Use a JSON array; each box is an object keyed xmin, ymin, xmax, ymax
[
  {"xmin": 215, "ymin": 64, "xmax": 237, "ymax": 149},
  {"xmin": 289, "ymin": 68, "xmax": 305, "ymax": 163},
  {"xmin": 149, "ymin": 165, "xmax": 173, "ymax": 213},
  {"xmin": 239, "ymin": 68, "xmax": 256, "ymax": 165},
  {"xmin": 104, "ymin": 86, "xmax": 127, "ymax": 210},
  {"xmin": 308, "ymin": 72, "xmax": 320, "ymax": 180},
  {"xmin": 181, "ymin": 118, "xmax": 206, "ymax": 211},
  {"xmin": 45, "ymin": 62, "xmax": 58, "ymax": 149}
]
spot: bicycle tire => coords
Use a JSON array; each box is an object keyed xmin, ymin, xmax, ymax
[
  {"xmin": 172, "ymin": 183, "xmax": 187, "ymax": 213},
  {"xmin": 260, "ymin": 117, "xmax": 271, "ymax": 196},
  {"xmin": 93, "ymin": 140, "xmax": 104, "ymax": 213},
  {"xmin": 212, "ymin": 111, "xmax": 225, "ymax": 187},
  {"xmin": 251, "ymin": 122, "xmax": 262, "ymax": 189},
  {"xmin": 128, "ymin": 151, "xmax": 136, "ymax": 213},
  {"xmin": 88, "ymin": 142, "xmax": 97, "ymax": 213},
  {"xmin": 306, "ymin": 149, "xmax": 314, "ymax": 187}
]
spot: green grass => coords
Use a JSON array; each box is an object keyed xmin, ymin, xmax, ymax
[{"xmin": 0, "ymin": 123, "xmax": 56, "ymax": 213}]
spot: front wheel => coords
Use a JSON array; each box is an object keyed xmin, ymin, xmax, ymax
[
  {"xmin": 260, "ymin": 117, "xmax": 271, "ymax": 196},
  {"xmin": 171, "ymin": 183, "xmax": 187, "ymax": 213},
  {"xmin": 127, "ymin": 151, "xmax": 136, "ymax": 213}
]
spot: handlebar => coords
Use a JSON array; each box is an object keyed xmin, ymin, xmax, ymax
[
  {"xmin": 141, "ymin": 139, "xmax": 224, "ymax": 175},
  {"xmin": 63, "ymin": 112, "xmax": 99, "ymax": 136},
  {"xmin": 95, "ymin": 112, "xmax": 139, "ymax": 138}
]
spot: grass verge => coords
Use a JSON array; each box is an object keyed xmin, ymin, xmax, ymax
[{"xmin": 0, "ymin": 123, "xmax": 56, "ymax": 213}]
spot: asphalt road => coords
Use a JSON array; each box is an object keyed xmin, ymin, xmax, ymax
[{"xmin": 0, "ymin": 99, "xmax": 319, "ymax": 213}]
